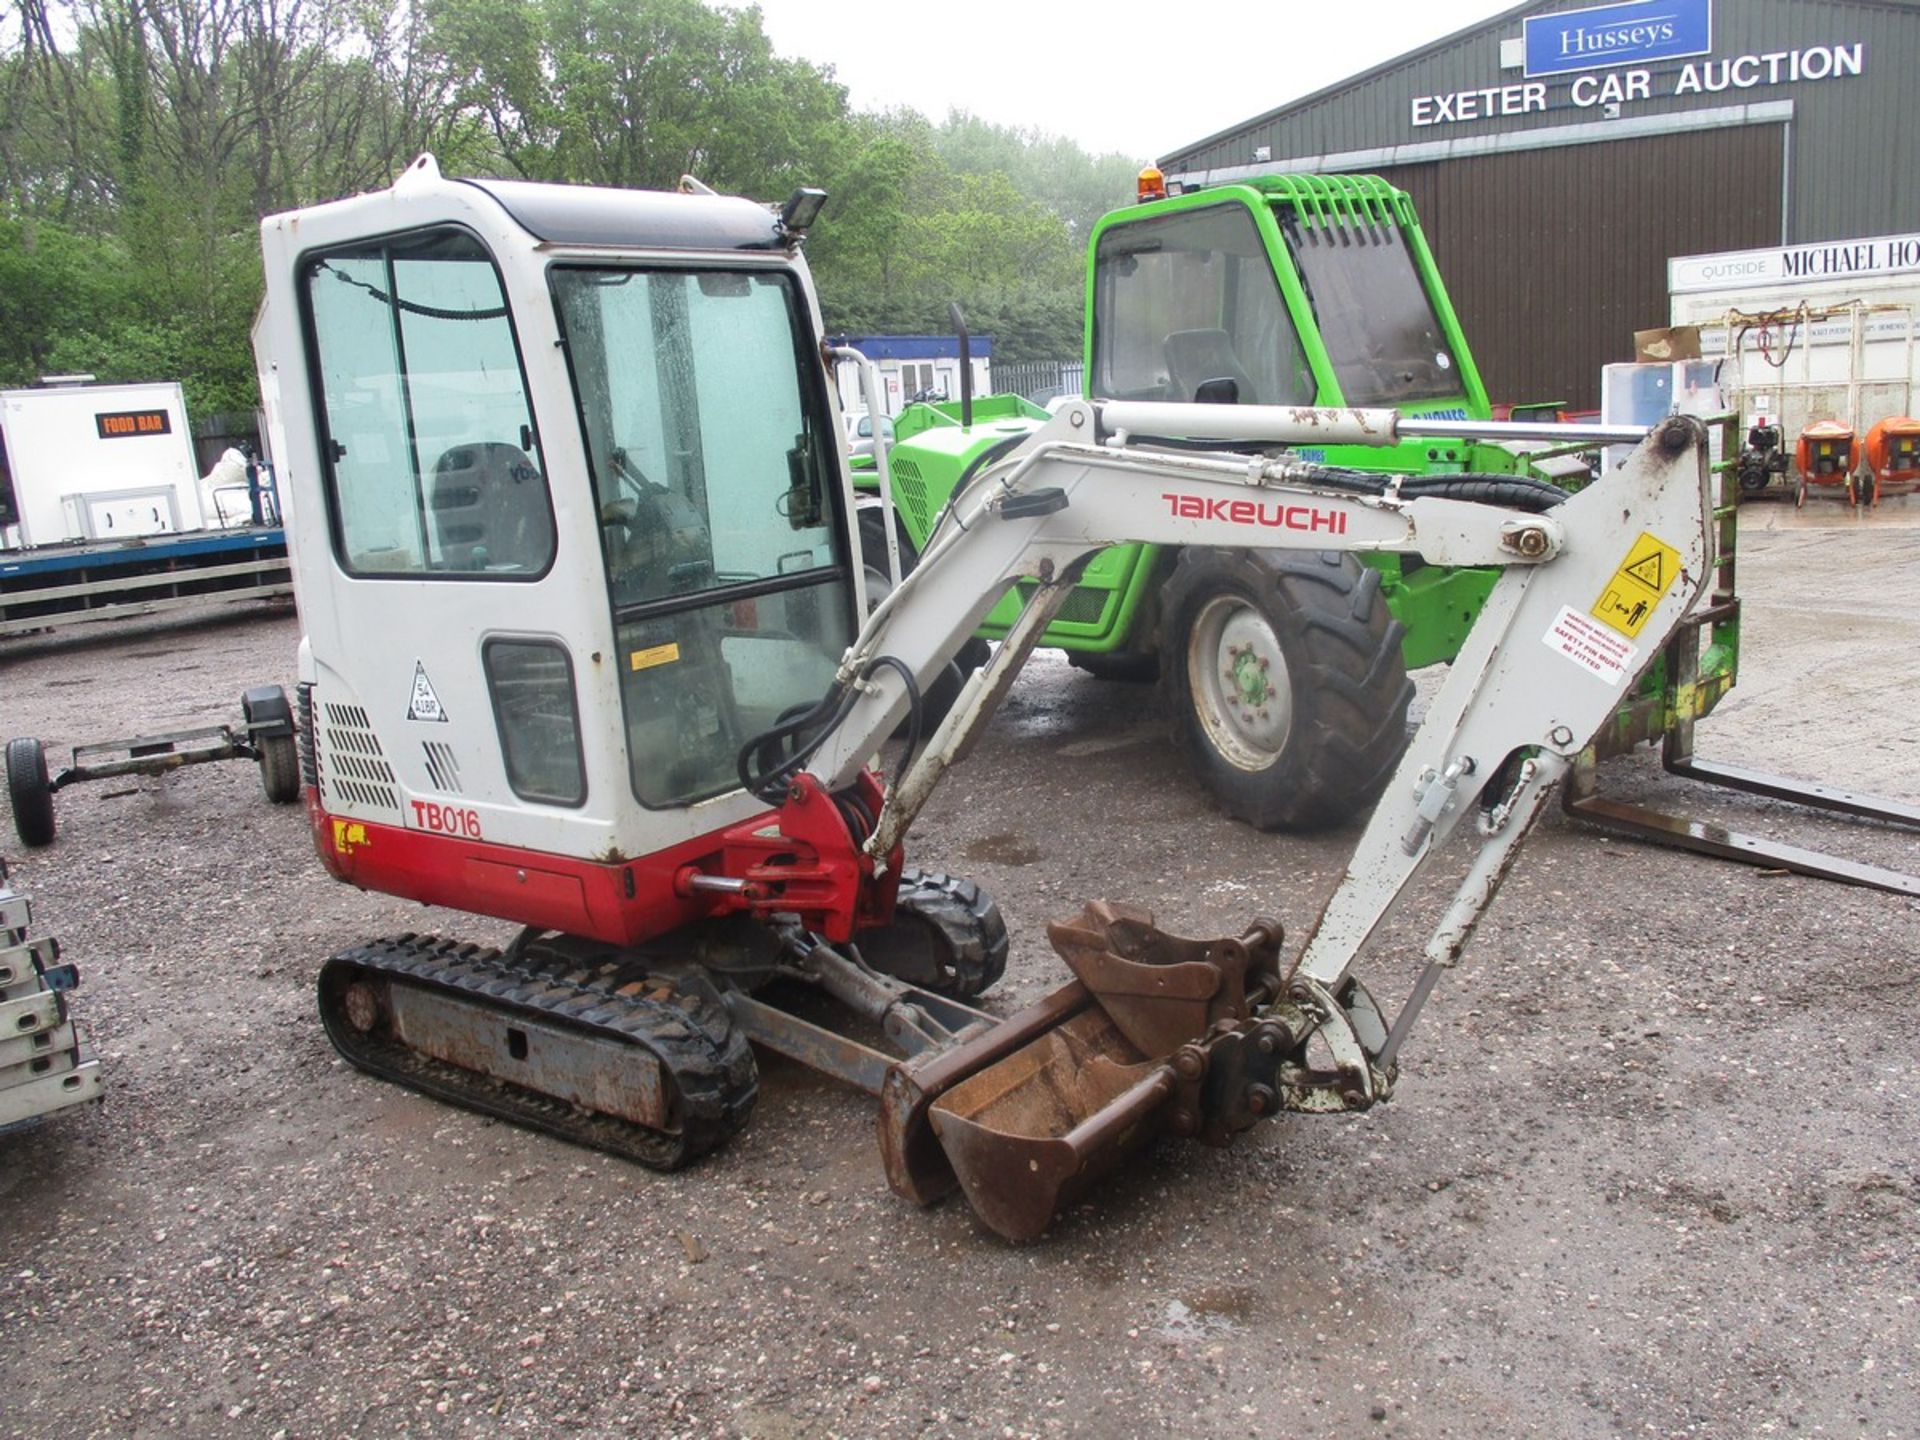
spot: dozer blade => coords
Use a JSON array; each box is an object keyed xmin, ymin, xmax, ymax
[{"xmin": 877, "ymin": 902, "xmax": 1282, "ymax": 1241}]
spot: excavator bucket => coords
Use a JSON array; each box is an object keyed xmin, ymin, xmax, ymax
[{"xmin": 878, "ymin": 902, "xmax": 1283, "ymax": 1240}]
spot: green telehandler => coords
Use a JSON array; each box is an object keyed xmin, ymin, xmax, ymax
[{"xmin": 849, "ymin": 172, "xmax": 1920, "ymax": 890}]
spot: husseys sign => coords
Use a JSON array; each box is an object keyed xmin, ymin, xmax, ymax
[
  {"xmin": 1523, "ymin": 0, "xmax": 1714, "ymax": 77},
  {"xmin": 1410, "ymin": 0, "xmax": 1868, "ymax": 129}
]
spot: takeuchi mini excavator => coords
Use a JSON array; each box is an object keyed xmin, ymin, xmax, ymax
[{"xmin": 252, "ymin": 157, "xmax": 1711, "ymax": 1239}]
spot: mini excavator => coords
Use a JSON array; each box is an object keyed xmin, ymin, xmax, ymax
[{"xmin": 252, "ymin": 158, "xmax": 1710, "ymax": 1239}]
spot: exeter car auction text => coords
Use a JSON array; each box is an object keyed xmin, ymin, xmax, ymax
[{"xmin": 1411, "ymin": 43, "xmax": 1864, "ymax": 128}]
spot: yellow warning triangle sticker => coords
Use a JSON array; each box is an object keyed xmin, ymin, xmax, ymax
[
  {"xmin": 1592, "ymin": 531, "xmax": 1682, "ymax": 638},
  {"xmin": 1623, "ymin": 549, "xmax": 1665, "ymax": 591}
]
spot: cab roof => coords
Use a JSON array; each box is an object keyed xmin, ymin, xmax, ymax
[{"xmin": 460, "ymin": 176, "xmax": 787, "ymax": 252}]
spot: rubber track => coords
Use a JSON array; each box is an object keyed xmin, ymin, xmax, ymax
[
  {"xmin": 318, "ymin": 934, "xmax": 757, "ymax": 1170},
  {"xmin": 880, "ymin": 868, "xmax": 1010, "ymax": 999}
]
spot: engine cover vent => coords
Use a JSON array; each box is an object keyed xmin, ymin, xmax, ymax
[
  {"xmin": 319, "ymin": 701, "xmax": 401, "ymax": 816},
  {"xmin": 423, "ymin": 741, "xmax": 463, "ymax": 795}
]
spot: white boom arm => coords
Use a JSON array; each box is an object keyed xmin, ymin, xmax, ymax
[{"xmin": 800, "ymin": 400, "xmax": 1712, "ymax": 1087}]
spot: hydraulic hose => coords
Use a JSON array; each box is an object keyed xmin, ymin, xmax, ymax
[
  {"xmin": 736, "ymin": 655, "xmax": 924, "ymax": 805},
  {"xmin": 1115, "ymin": 434, "xmax": 1573, "ymax": 513}
]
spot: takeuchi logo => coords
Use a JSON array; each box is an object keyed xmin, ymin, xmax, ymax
[{"xmin": 1162, "ymin": 493, "xmax": 1350, "ymax": 534}]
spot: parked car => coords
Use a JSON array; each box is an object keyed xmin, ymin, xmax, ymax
[{"xmin": 846, "ymin": 411, "xmax": 895, "ymax": 459}]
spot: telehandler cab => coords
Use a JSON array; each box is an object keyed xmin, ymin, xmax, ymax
[{"xmin": 254, "ymin": 157, "xmax": 1711, "ymax": 1239}]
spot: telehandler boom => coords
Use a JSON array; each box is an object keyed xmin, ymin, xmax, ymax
[{"xmin": 254, "ymin": 157, "xmax": 1709, "ymax": 1238}]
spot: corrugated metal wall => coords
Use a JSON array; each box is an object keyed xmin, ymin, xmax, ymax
[
  {"xmin": 1165, "ymin": 0, "xmax": 1918, "ymax": 241},
  {"xmin": 1376, "ymin": 124, "xmax": 1783, "ymax": 409},
  {"xmin": 1159, "ymin": 0, "xmax": 1916, "ymax": 410}
]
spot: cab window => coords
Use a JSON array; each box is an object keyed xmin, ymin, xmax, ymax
[
  {"xmin": 1091, "ymin": 203, "xmax": 1313, "ymax": 407},
  {"xmin": 302, "ymin": 228, "xmax": 553, "ymax": 578},
  {"xmin": 1278, "ymin": 211, "xmax": 1460, "ymax": 407},
  {"xmin": 551, "ymin": 265, "xmax": 853, "ymax": 809}
]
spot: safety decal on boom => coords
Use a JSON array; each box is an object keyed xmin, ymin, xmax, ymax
[
  {"xmin": 1544, "ymin": 605, "xmax": 1637, "ymax": 686},
  {"xmin": 408, "ymin": 661, "xmax": 448, "ymax": 722},
  {"xmin": 1591, "ymin": 531, "xmax": 1682, "ymax": 639}
]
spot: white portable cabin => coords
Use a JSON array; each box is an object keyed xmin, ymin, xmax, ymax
[
  {"xmin": 829, "ymin": 336, "xmax": 993, "ymax": 419},
  {"xmin": 0, "ymin": 379, "xmax": 203, "ymax": 550},
  {"xmin": 1668, "ymin": 234, "xmax": 1920, "ymax": 439}
]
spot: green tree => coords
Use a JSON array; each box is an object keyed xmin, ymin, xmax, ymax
[
  {"xmin": 0, "ymin": 0, "xmax": 1138, "ymax": 413},
  {"xmin": 427, "ymin": 0, "xmax": 849, "ymax": 194}
]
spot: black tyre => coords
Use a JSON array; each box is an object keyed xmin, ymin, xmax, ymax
[
  {"xmin": 6, "ymin": 737, "xmax": 56, "ymax": 848},
  {"xmin": 1068, "ymin": 650, "xmax": 1161, "ymax": 683},
  {"xmin": 858, "ymin": 868, "xmax": 1009, "ymax": 999},
  {"xmin": 258, "ymin": 734, "xmax": 301, "ymax": 803},
  {"xmin": 1160, "ymin": 549, "xmax": 1414, "ymax": 832}
]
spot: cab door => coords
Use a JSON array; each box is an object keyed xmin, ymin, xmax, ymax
[{"xmin": 297, "ymin": 224, "xmax": 592, "ymax": 861}]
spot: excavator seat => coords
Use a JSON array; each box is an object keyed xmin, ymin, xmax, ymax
[{"xmin": 428, "ymin": 441, "xmax": 554, "ymax": 573}]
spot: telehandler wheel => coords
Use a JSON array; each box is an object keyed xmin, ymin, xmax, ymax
[
  {"xmin": 1160, "ymin": 549, "xmax": 1413, "ymax": 832},
  {"xmin": 857, "ymin": 868, "xmax": 1009, "ymax": 999},
  {"xmin": 6, "ymin": 737, "xmax": 56, "ymax": 848},
  {"xmin": 257, "ymin": 734, "xmax": 301, "ymax": 804}
]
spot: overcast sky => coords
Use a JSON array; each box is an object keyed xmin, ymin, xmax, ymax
[{"xmin": 748, "ymin": 0, "xmax": 1523, "ymax": 160}]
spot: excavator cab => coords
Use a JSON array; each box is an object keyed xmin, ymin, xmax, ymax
[{"xmin": 266, "ymin": 157, "xmax": 866, "ymax": 934}]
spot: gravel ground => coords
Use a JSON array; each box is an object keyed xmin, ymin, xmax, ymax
[{"xmin": 1, "ymin": 496, "xmax": 1916, "ymax": 1439}]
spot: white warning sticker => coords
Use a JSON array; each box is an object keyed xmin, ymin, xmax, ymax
[
  {"xmin": 1544, "ymin": 604, "xmax": 1638, "ymax": 686},
  {"xmin": 407, "ymin": 661, "xmax": 448, "ymax": 722}
]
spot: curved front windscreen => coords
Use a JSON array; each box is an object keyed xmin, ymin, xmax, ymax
[
  {"xmin": 1278, "ymin": 211, "xmax": 1460, "ymax": 408},
  {"xmin": 551, "ymin": 265, "xmax": 853, "ymax": 808}
]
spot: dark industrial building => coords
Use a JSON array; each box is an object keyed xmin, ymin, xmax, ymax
[{"xmin": 1159, "ymin": 0, "xmax": 1920, "ymax": 409}]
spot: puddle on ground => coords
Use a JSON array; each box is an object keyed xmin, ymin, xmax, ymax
[
  {"xmin": 1154, "ymin": 1284, "xmax": 1255, "ymax": 1341},
  {"xmin": 964, "ymin": 832, "xmax": 1044, "ymax": 866}
]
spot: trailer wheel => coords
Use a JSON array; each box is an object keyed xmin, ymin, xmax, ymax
[
  {"xmin": 258, "ymin": 734, "xmax": 301, "ymax": 804},
  {"xmin": 1160, "ymin": 549, "xmax": 1414, "ymax": 832},
  {"xmin": 6, "ymin": 738, "xmax": 56, "ymax": 848}
]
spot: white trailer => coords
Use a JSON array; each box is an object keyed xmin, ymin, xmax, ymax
[
  {"xmin": 1668, "ymin": 234, "xmax": 1920, "ymax": 441},
  {"xmin": 0, "ymin": 379, "xmax": 204, "ymax": 549},
  {"xmin": 0, "ymin": 378, "xmax": 290, "ymax": 639}
]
